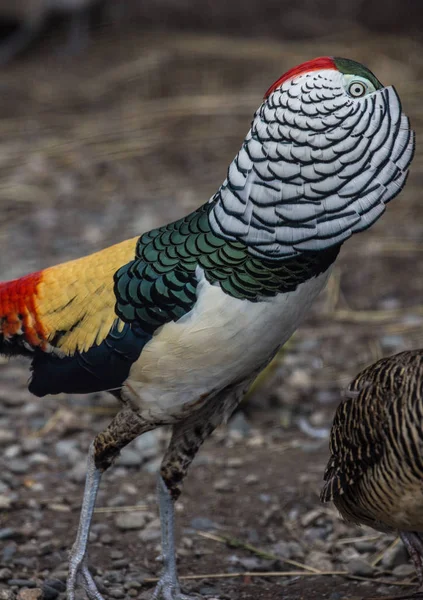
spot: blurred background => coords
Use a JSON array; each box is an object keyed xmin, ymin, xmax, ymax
[{"xmin": 0, "ymin": 2, "xmax": 422, "ymax": 599}]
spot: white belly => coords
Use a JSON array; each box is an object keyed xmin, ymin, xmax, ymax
[{"xmin": 126, "ymin": 268, "xmax": 331, "ymax": 413}]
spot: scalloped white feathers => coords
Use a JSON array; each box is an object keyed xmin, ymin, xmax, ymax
[{"xmin": 209, "ymin": 69, "xmax": 414, "ymax": 258}]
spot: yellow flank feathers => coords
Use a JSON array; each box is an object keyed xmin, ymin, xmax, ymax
[{"xmin": 35, "ymin": 236, "xmax": 138, "ymax": 355}]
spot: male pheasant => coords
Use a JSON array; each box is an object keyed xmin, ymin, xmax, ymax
[
  {"xmin": 321, "ymin": 350, "xmax": 423, "ymax": 594},
  {"xmin": 0, "ymin": 57, "xmax": 414, "ymax": 600}
]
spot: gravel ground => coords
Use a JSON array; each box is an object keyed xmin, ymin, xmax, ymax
[{"xmin": 0, "ymin": 22, "xmax": 422, "ymax": 600}]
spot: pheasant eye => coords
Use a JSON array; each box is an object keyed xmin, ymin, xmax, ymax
[{"xmin": 348, "ymin": 81, "xmax": 367, "ymax": 98}]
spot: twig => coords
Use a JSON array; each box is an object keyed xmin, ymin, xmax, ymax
[
  {"xmin": 336, "ymin": 534, "xmax": 383, "ymax": 545},
  {"xmin": 94, "ymin": 504, "xmax": 148, "ymax": 514},
  {"xmin": 197, "ymin": 531, "xmax": 321, "ymax": 574},
  {"xmin": 371, "ymin": 537, "xmax": 400, "ymax": 567},
  {"xmin": 144, "ymin": 570, "xmax": 348, "ymax": 583},
  {"xmin": 333, "ymin": 307, "xmax": 423, "ymax": 324},
  {"xmin": 30, "ymin": 408, "xmax": 72, "ymax": 438},
  {"xmin": 144, "ymin": 570, "xmax": 416, "ymax": 586}
]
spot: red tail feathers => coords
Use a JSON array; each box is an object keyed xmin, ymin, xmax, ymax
[{"xmin": 0, "ymin": 271, "xmax": 47, "ymax": 352}]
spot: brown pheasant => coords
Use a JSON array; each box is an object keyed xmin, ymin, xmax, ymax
[{"xmin": 321, "ymin": 350, "xmax": 423, "ymax": 598}]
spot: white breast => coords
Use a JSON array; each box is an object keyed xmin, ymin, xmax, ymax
[{"xmin": 126, "ymin": 267, "xmax": 331, "ymax": 415}]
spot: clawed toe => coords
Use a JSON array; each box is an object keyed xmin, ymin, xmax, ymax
[
  {"xmin": 67, "ymin": 558, "xmax": 105, "ymax": 600},
  {"xmin": 152, "ymin": 577, "xmax": 200, "ymax": 600}
]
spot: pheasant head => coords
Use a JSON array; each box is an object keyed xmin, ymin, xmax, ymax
[{"xmin": 210, "ymin": 56, "xmax": 414, "ymax": 259}]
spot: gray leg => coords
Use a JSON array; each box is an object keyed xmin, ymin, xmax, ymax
[
  {"xmin": 152, "ymin": 383, "xmax": 249, "ymax": 600},
  {"xmin": 152, "ymin": 476, "xmax": 195, "ymax": 600},
  {"xmin": 67, "ymin": 442, "xmax": 104, "ymax": 600},
  {"xmin": 401, "ymin": 532, "xmax": 423, "ymax": 589},
  {"xmin": 66, "ymin": 408, "xmax": 153, "ymax": 599}
]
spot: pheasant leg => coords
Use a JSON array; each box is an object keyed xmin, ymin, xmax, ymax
[
  {"xmin": 66, "ymin": 442, "xmax": 104, "ymax": 600},
  {"xmin": 401, "ymin": 532, "xmax": 423, "ymax": 590},
  {"xmin": 152, "ymin": 476, "xmax": 196, "ymax": 600},
  {"xmin": 152, "ymin": 382, "xmax": 249, "ymax": 599},
  {"xmin": 67, "ymin": 407, "xmax": 152, "ymax": 599}
]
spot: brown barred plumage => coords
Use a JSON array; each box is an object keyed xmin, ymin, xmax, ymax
[{"xmin": 321, "ymin": 350, "xmax": 423, "ymax": 590}]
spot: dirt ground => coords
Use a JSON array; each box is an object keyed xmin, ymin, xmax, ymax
[{"xmin": 0, "ymin": 20, "xmax": 423, "ymax": 600}]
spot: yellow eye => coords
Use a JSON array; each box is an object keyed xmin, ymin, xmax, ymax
[{"xmin": 348, "ymin": 81, "xmax": 367, "ymax": 98}]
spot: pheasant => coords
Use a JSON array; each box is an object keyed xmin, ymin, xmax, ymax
[
  {"xmin": 321, "ymin": 350, "xmax": 423, "ymax": 595},
  {"xmin": 0, "ymin": 57, "xmax": 414, "ymax": 600}
]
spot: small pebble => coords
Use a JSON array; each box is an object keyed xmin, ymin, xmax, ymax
[
  {"xmin": 347, "ymin": 558, "xmax": 375, "ymax": 577},
  {"xmin": 213, "ymin": 479, "xmax": 233, "ymax": 493},
  {"xmin": 17, "ymin": 590, "xmax": 43, "ymax": 600},
  {"xmin": 189, "ymin": 517, "xmax": 219, "ymax": 531},
  {"xmin": 109, "ymin": 588, "xmax": 125, "ymax": 599},
  {"xmin": 115, "ymin": 512, "xmax": 148, "ymax": 531},
  {"xmin": 49, "ymin": 571, "xmax": 68, "ymax": 582},
  {"xmin": 307, "ymin": 550, "xmax": 333, "ymax": 572},
  {"xmin": 124, "ymin": 581, "xmax": 142, "ymax": 590},
  {"xmin": 7, "ymin": 581, "xmax": 36, "ymax": 589},
  {"xmin": 100, "ymin": 533, "xmax": 114, "ymax": 544},
  {"xmin": 0, "ymin": 494, "xmax": 16, "ymax": 510},
  {"xmin": 0, "ymin": 568, "xmax": 13, "ymax": 580},
  {"xmin": 228, "ymin": 412, "xmax": 251, "ymax": 438},
  {"xmin": 226, "ymin": 457, "xmax": 243, "ymax": 468},
  {"xmin": 43, "ymin": 580, "xmax": 66, "ymax": 592},
  {"xmin": 392, "ymin": 563, "xmax": 415, "ymax": 577},
  {"xmin": 354, "ymin": 540, "xmax": 378, "ymax": 553},
  {"xmin": 381, "ymin": 542, "xmax": 409, "ymax": 569},
  {"xmin": 41, "ymin": 584, "xmax": 59, "ymax": 600},
  {"xmin": 244, "ymin": 474, "xmax": 259, "ymax": 485},
  {"xmin": 0, "ymin": 528, "xmax": 17, "ymax": 540},
  {"xmin": 0, "ymin": 429, "xmax": 15, "ymax": 445},
  {"xmin": 117, "ymin": 448, "xmax": 143, "ymax": 467},
  {"xmin": 0, "ymin": 590, "xmax": 14, "ymax": 600},
  {"xmin": 134, "ymin": 431, "xmax": 159, "ymax": 460},
  {"xmin": 113, "ymin": 559, "xmax": 130, "ymax": 569},
  {"xmin": 69, "ymin": 462, "xmax": 87, "ymax": 483},
  {"xmin": 138, "ymin": 525, "xmax": 161, "ymax": 543}
]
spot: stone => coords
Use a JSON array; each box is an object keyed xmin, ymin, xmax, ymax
[
  {"xmin": 117, "ymin": 448, "xmax": 143, "ymax": 467},
  {"xmin": 109, "ymin": 588, "xmax": 125, "ymax": 598},
  {"xmin": 134, "ymin": 431, "xmax": 159, "ymax": 460},
  {"xmin": 392, "ymin": 563, "xmax": 415, "ymax": 578},
  {"xmin": 354, "ymin": 540, "xmax": 378, "ymax": 553},
  {"xmin": 0, "ymin": 568, "xmax": 13, "ymax": 580},
  {"xmin": 189, "ymin": 517, "xmax": 219, "ymax": 531},
  {"xmin": 7, "ymin": 580, "xmax": 37, "ymax": 588},
  {"xmin": 347, "ymin": 558, "xmax": 375, "ymax": 577},
  {"xmin": 7, "ymin": 459, "xmax": 29, "ymax": 474},
  {"xmin": 115, "ymin": 512, "xmax": 148, "ymax": 530},
  {"xmin": 213, "ymin": 478, "xmax": 233, "ymax": 492},
  {"xmin": 41, "ymin": 584, "xmax": 59, "ymax": 600},
  {"xmin": 0, "ymin": 429, "xmax": 15, "ymax": 445},
  {"xmin": 381, "ymin": 541, "xmax": 409, "ymax": 569},
  {"xmin": 0, "ymin": 528, "xmax": 17, "ymax": 540},
  {"xmin": 245, "ymin": 474, "xmax": 259, "ymax": 485},
  {"xmin": 43, "ymin": 579, "xmax": 66, "ymax": 592},
  {"xmin": 228, "ymin": 412, "xmax": 251, "ymax": 437},
  {"xmin": 138, "ymin": 524, "xmax": 161, "ymax": 543},
  {"xmin": 306, "ymin": 550, "xmax": 333, "ymax": 572},
  {"xmin": 17, "ymin": 589, "xmax": 43, "ymax": 600}
]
